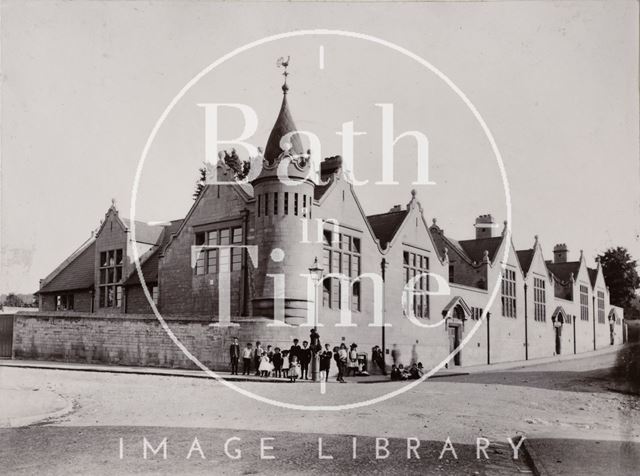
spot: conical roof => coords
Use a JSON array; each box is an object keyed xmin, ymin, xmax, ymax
[{"xmin": 263, "ymin": 93, "xmax": 305, "ymax": 164}]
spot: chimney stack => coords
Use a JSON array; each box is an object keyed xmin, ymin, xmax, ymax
[
  {"xmin": 553, "ymin": 243, "xmax": 569, "ymax": 263},
  {"xmin": 474, "ymin": 214, "xmax": 495, "ymax": 239},
  {"xmin": 390, "ymin": 204, "xmax": 402, "ymax": 212}
]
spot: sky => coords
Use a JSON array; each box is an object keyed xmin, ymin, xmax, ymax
[{"xmin": 1, "ymin": 0, "xmax": 639, "ymax": 294}]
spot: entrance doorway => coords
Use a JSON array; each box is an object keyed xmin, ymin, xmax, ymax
[{"xmin": 448, "ymin": 325, "xmax": 461, "ymax": 366}]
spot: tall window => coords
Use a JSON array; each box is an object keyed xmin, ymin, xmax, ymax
[
  {"xmin": 501, "ymin": 268, "xmax": 517, "ymax": 318},
  {"xmin": 403, "ymin": 250, "xmax": 430, "ymax": 319},
  {"xmin": 533, "ymin": 277, "xmax": 546, "ymax": 322},
  {"xmin": 580, "ymin": 285, "xmax": 589, "ymax": 321},
  {"xmin": 99, "ymin": 248, "xmax": 123, "ymax": 308},
  {"xmin": 273, "ymin": 192, "xmax": 278, "ymax": 215},
  {"xmin": 195, "ymin": 226, "xmax": 244, "ymax": 275},
  {"xmin": 284, "ymin": 192, "xmax": 289, "ymax": 215},
  {"xmin": 263, "ymin": 193, "xmax": 268, "ymax": 216},
  {"xmin": 597, "ymin": 290, "xmax": 605, "ymax": 323},
  {"xmin": 322, "ymin": 229, "xmax": 361, "ymax": 312},
  {"xmin": 470, "ymin": 307, "xmax": 483, "ymax": 320},
  {"xmin": 294, "ymin": 193, "xmax": 299, "ymax": 216}
]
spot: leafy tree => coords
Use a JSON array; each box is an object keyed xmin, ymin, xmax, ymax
[
  {"xmin": 598, "ymin": 247, "xmax": 640, "ymax": 311},
  {"xmin": 3, "ymin": 293, "xmax": 23, "ymax": 307},
  {"xmin": 192, "ymin": 149, "xmax": 251, "ymax": 200},
  {"xmin": 193, "ymin": 166, "xmax": 207, "ymax": 200}
]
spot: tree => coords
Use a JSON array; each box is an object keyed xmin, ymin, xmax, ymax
[
  {"xmin": 193, "ymin": 166, "xmax": 207, "ymax": 200},
  {"xmin": 3, "ymin": 293, "xmax": 23, "ymax": 307},
  {"xmin": 598, "ymin": 247, "xmax": 640, "ymax": 310},
  {"xmin": 192, "ymin": 150, "xmax": 251, "ymax": 200}
]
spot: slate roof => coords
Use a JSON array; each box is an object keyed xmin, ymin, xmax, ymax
[
  {"xmin": 39, "ymin": 241, "xmax": 96, "ymax": 293},
  {"xmin": 457, "ymin": 236, "xmax": 504, "ymax": 264},
  {"xmin": 587, "ymin": 267, "xmax": 598, "ymax": 287},
  {"xmin": 546, "ymin": 261, "xmax": 581, "ymax": 284},
  {"xmin": 367, "ymin": 210, "xmax": 408, "ymax": 249},
  {"xmin": 124, "ymin": 219, "xmax": 183, "ymax": 286},
  {"xmin": 263, "ymin": 94, "xmax": 305, "ymax": 164},
  {"xmin": 120, "ymin": 217, "xmax": 164, "ymax": 245},
  {"xmin": 516, "ymin": 249, "xmax": 535, "ymax": 274}
]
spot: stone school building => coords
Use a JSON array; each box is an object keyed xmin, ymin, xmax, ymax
[{"xmin": 18, "ymin": 83, "xmax": 625, "ymax": 371}]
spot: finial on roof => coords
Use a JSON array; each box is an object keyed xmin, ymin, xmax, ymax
[
  {"xmin": 444, "ymin": 247, "xmax": 449, "ymax": 261},
  {"xmin": 411, "ymin": 189, "xmax": 417, "ymax": 198},
  {"xmin": 483, "ymin": 249, "xmax": 490, "ymax": 263},
  {"xmin": 432, "ymin": 218, "xmax": 437, "ymax": 226},
  {"xmin": 277, "ymin": 56, "xmax": 290, "ymax": 94},
  {"xmin": 534, "ymin": 234, "xmax": 539, "ymax": 243},
  {"xmin": 501, "ymin": 220, "xmax": 508, "ymax": 236},
  {"xmin": 580, "ymin": 249, "xmax": 584, "ymax": 259}
]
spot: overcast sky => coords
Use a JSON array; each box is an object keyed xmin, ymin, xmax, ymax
[{"xmin": 1, "ymin": 0, "xmax": 638, "ymax": 294}]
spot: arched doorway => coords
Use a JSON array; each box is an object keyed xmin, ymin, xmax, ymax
[{"xmin": 442, "ymin": 297, "xmax": 472, "ymax": 366}]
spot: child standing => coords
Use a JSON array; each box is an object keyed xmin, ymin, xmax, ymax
[
  {"xmin": 281, "ymin": 350, "xmax": 290, "ymax": 379},
  {"xmin": 272, "ymin": 347, "xmax": 283, "ymax": 378},
  {"xmin": 259, "ymin": 351, "xmax": 272, "ymax": 377},
  {"xmin": 288, "ymin": 355, "xmax": 301, "ymax": 383}
]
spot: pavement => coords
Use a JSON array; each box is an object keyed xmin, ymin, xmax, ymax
[
  {"xmin": 0, "ymin": 387, "xmax": 72, "ymax": 428},
  {"xmin": 523, "ymin": 437, "xmax": 640, "ymax": 476},
  {"xmin": 0, "ymin": 342, "xmax": 637, "ymax": 474}
]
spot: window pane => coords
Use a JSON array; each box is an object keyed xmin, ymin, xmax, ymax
[
  {"xmin": 100, "ymin": 252, "xmax": 107, "ymax": 267},
  {"xmin": 207, "ymin": 249, "xmax": 217, "ymax": 273},
  {"xmin": 207, "ymin": 230, "xmax": 218, "ymax": 245},
  {"xmin": 232, "ymin": 227, "xmax": 243, "ymax": 244},
  {"xmin": 115, "ymin": 249, "xmax": 123, "ymax": 265},
  {"xmin": 195, "ymin": 232, "xmax": 205, "ymax": 246},
  {"xmin": 220, "ymin": 229, "xmax": 230, "ymax": 245}
]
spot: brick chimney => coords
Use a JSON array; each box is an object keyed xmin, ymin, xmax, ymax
[
  {"xmin": 390, "ymin": 204, "xmax": 403, "ymax": 212},
  {"xmin": 553, "ymin": 243, "xmax": 569, "ymax": 263},
  {"xmin": 474, "ymin": 214, "xmax": 495, "ymax": 239}
]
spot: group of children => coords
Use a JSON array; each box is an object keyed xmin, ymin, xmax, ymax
[
  {"xmin": 257, "ymin": 348, "xmax": 301, "ymax": 381},
  {"xmin": 390, "ymin": 362, "xmax": 424, "ymax": 380}
]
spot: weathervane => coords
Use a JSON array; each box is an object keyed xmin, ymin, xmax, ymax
[{"xmin": 276, "ymin": 56, "xmax": 290, "ymax": 93}]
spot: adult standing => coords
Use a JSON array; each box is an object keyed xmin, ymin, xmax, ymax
[
  {"xmin": 289, "ymin": 338, "xmax": 301, "ymax": 362},
  {"xmin": 371, "ymin": 345, "xmax": 387, "ymax": 375},
  {"xmin": 391, "ymin": 344, "xmax": 401, "ymax": 366},
  {"xmin": 242, "ymin": 343, "xmax": 253, "ymax": 375},
  {"xmin": 229, "ymin": 337, "xmax": 240, "ymax": 375},
  {"xmin": 337, "ymin": 343, "xmax": 348, "ymax": 383},
  {"xmin": 299, "ymin": 341, "xmax": 312, "ymax": 380}
]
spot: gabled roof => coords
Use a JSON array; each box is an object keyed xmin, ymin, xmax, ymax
[
  {"xmin": 124, "ymin": 219, "xmax": 183, "ymax": 286},
  {"xmin": 314, "ymin": 175, "xmax": 334, "ymax": 200},
  {"xmin": 39, "ymin": 241, "xmax": 96, "ymax": 293},
  {"xmin": 366, "ymin": 209, "xmax": 408, "ymax": 249},
  {"xmin": 457, "ymin": 236, "xmax": 503, "ymax": 264},
  {"xmin": 121, "ymin": 217, "xmax": 164, "ymax": 245},
  {"xmin": 587, "ymin": 267, "xmax": 598, "ymax": 287},
  {"xmin": 546, "ymin": 261, "xmax": 581, "ymax": 284},
  {"xmin": 516, "ymin": 249, "xmax": 535, "ymax": 274}
]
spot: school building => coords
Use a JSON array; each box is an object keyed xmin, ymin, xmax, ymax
[{"xmin": 15, "ymin": 79, "xmax": 626, "ymax": 371}]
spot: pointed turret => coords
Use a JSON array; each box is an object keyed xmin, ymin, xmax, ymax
[{"xmin": 263, "ymin": 93, "xmax": 305, "ymax": 165}]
